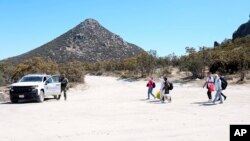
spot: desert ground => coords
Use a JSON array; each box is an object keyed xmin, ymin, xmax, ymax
[{"xmin": 0, "ymin": 75, "xmax": 250, "ymax": 141}]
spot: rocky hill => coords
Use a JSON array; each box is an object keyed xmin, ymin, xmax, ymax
[
  {"xmin": 3, "ymin": 19, "xmax": 145, "ymax": 64},
  {"xmin": 233, "ymin": 20, "xmax": 250, "ymax": 40}
]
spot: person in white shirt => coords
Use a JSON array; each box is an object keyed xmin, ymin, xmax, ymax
[
  {"xmin": 159, "ymin": 76, "xmax": 165, "ymax": 102},
  {"xmin": 213, "ymin": 74, "xmax": 223, "ymax": 104}
]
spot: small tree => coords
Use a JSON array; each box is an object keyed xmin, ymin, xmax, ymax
[
  {"xmin": 136, "ymin": 52, "xmax": 156, "ymax": 77},
  {"xmin": 179, "ymin": 47, "xmax": 204, "ymax": 79}
]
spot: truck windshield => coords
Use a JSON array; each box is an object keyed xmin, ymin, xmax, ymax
[{"xmin": 20, "ymin": 76, "xmax": 43, "ymax": 82}]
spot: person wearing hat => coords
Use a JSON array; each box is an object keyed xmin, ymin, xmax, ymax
[{"xmin": 57, "ymin": 74, "xmax": 69, "ymax": 101}]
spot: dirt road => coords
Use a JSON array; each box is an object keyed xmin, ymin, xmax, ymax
[{"xmin": 0, "ymin": 76, "xmax": 250, "ymax": 141}]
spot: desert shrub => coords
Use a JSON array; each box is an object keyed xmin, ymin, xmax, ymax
[
  {"xmin": 96, "ymin": 71, "xmax": 103, "ymax": 76},
  {"xmin": 120, "ymin": 73, "xmax": 130, "ymax": 79},
  {"xmin": 161, "ymin": 67, "xmax": 171, "ymax": 76},
  {"xmin": 11, "ymin": 57, "xmax": 59, "ymax": 81},
  {"xmin": 59, "ymin": 60, "xmax": 85, "ymax": 83}
]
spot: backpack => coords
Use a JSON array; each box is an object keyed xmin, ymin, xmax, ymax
[
  {"xmin": 164, "ymin": 81, "xmax": 173, "ymax": 90},
  {"xmin": 220, "ymin": 77, "xmax": 228, "ymax": 90},
  {"xmin": 153, "ymin": 82, "xmax": 156, "ymax": 88},
  {"xmin": 169, "ymin": 82, "xmax": 173, "ymax": 90}
]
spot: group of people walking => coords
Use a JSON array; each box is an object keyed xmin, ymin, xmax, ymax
[
  {"xmin": 203, "ymin": 72, "xmax": 227, "ymax": 104},
  {"xmin": 146, "ymin": 72, "xmax": 227, "ymax": 104},
  {"xmin": 146, "ymin": 76, "xmax": 172, "ymax": 103}
]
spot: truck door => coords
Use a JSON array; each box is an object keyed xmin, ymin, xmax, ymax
[
  {"xmin": 52, "ymin": 75, "xmax": 61, "ymax": 95},
  {"xmin": 45, "ymin": 77, "xmax": 54, "ymax": 95}
]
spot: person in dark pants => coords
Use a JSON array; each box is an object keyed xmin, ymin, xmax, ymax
[
  {"xmin": 220, "ymin": 92, "xmax": 227, "ymax": 100},
  {"xmin": 162, "ymin": 77, "xmax": 171, "ymax": 103},
  {"xmin": 57, "ymin": 74, "xmax": 69, "ymax": 101},
  {"xmin": 218, "ymin": 75, "xmax": 227, "ymax": 101},
  {"xmin": 203, "ymin": 72, "xmax": 214, "ymax": 102}
]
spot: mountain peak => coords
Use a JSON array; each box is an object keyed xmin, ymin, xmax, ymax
[
  {"xmin": 77, "ymin": 18, "xmax": 101, "ymax": 29},
  {"xmin": 3, "ymin": 18, "xmax": 145, "ymax": 63},
  {"xmin": 83, "ymin": 18, "xmax": 100, "ymax": 25},
  {"xmin": 73, "ymin": 18, "xmax": 101, "ymax": 32}
]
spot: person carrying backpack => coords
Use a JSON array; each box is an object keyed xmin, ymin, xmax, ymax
[
  {"xmin": 213, "ymin": 74, "xmax": 223, "ymax": 104},
  {"xmin": 146, "ymin": 77, "xmax": 156, "ymax": 100},
  {"xmin": 162, "ymin": 76, "xmax": 172, "ymax": 103},
  {"xmin": 203, "ymin": 72, "xmax": 214, "ymax": 102},
  {"xmin": 217, "ymin": 75, "xmax": 227, "ymax": 101}
]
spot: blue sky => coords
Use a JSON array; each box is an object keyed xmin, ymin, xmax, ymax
[{"xmin": 0, "ymin": 0, "xmax": 249, "ymax": 60}]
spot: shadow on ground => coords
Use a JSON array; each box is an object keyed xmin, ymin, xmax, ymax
[
  {"xmin": 191, "ymin": 101, "xmax": 216, "ymax": 106},
  {"xmin": 0, "ymin": 98, "xmax": 57, "ymax": 105}
]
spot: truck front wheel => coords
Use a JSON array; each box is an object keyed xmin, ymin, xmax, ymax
[
  {"xmin": 53, "ymin": 95, "xmax": 58, "ymax": 99},
  {"xmin": 37, "ymin": 90, "xmax": 44, "ymax": 103},
  {"xmin": 10, "ymin": 98, "xmax": 18, "ymax": 103}
]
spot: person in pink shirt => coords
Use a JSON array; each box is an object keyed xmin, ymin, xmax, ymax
[
  {"xmin": 203, "ymin": 72, "xmax": 214, "ymax": 102},
  {"xmin": 146, "ymin": 77, "xmax": 156, "ymax": 100}
]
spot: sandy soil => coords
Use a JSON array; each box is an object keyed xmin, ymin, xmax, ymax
[{"xmin": 0, "ymin": 75, "xmax": 250, "ymax": 141}]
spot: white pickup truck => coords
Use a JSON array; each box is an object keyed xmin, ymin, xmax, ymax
[{"xmin": 9, "ymin": 74, "xmax": 61, "ymax": 103}]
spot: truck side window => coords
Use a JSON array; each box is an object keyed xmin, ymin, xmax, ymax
[
  {"xmin": 47, "ymin": 78, "xmax": 53, "ymax": 84},
  {"xmin": 52, "ymin": 76, "xmax": 60, "ymax": 82}
]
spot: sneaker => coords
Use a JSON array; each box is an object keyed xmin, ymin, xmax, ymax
[
  {"xmin": 219, "ymin": 101, "xmax": 223, "ymax": 104},
  {"xmin": 224, "ymin": 96, "xmax": 227, "ymax": 101},
  {"xmin": 208, "ymin": 99, "xmax": 212, "ymax": 103}
]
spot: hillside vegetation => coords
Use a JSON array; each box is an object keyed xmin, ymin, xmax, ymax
[{"xmin": 1, "ymin": 36, "xmax": 249, "ymax": 86}]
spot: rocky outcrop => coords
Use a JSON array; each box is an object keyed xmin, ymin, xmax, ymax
[
  {"xmin": 214, "ymin": 41, "xmax": 220, "ymax": 48},
  {"xmin": 233, "ymin": 20, "xmax": 250, "ymax": 40},
  {"xmin": 3, "ymin": 18, "xmax": 145, "ymax": 64}
]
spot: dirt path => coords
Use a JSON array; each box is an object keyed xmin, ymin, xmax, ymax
[{"xmin": 0, "ymin": 75, "xmax": 250, "ymax": 141}]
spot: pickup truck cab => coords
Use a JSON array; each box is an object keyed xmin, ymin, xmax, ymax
[{"xmin": 9, "ymin": 74, "xmax": 61, "ymax": 103}]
